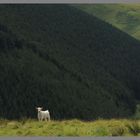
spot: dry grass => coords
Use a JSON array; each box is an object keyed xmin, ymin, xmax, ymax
[{"xmin": 0, "ymin": 118, "xmax": 140, "ymax": 136}]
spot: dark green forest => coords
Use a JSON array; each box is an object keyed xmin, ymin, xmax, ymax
[{"xmin": 0, "ymin": 4, "xmax": 140, "ymax": 120}]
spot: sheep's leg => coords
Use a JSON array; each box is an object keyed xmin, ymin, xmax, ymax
[
  {"xmin": 38, "ymin": 113, "xmax": 41, "ymax": 121},
  {"xmin": 41, "ymin": 117, "xmax": 43, "ymax": 121},
  {"xmin": 45, "ymin": 116, "xmax": 48, "ymax": 121},
  {"xmin": 48, "ymin": 117, "xmax": 50, "ymax": 121},
  {"xmin": 45, "ymin": 117, "xmax": 47, "ymax": 121}
]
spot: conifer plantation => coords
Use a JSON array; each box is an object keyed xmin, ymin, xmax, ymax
[{"xmin": 0, "ymin": 5, "xmax": 140, "ymax": 120}]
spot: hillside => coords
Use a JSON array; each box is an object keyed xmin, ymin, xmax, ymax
[
  {"xmin": 74, "ymin": 4, "xmax": 140, "ymax": 40},
  {"xmin": 0, "ymin": 4, "xmax": 140, "ymax": 120}
]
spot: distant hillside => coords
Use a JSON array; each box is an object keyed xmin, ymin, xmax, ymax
[
  {"xmin": 0, "ymin": 5, "xmax": 140, "ymax": 120},
  {"xmin": 74, "ymin": 4, "xmax": 140, "ymax": 40}
]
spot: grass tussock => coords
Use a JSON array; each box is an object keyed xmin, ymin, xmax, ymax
[
  {"xmin": 0, "ymin": 119, "xmax": 140, "ymax": 136},
  {"xmin": 110, "ymin": 126, "xmax": 125, "ymax": 136},
  {"xmin": 125, "ymin": 120, "xmax": 140, "ymax": 136}
]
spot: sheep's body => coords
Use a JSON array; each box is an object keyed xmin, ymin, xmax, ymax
[{"xmin": 36, "ymin": 107, "xmax": 50, "ymax": 121}]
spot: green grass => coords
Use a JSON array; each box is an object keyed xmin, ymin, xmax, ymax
[
  {"xmin": 0, "ymin": 119, "xmax": 140, "ymax": 136},
  {"xmin": 74, "ymin": 4, "xmax": 140, "ymax": 40}
]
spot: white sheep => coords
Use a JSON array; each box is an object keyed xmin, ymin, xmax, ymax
[{"xmin": 36, "ymin": 107, "xmax": 50, "ymax": 121}]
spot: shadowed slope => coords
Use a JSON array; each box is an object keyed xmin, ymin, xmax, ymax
[{"xmin": 0, "ymin": 5, "xmax": 139, "ymax": 120}]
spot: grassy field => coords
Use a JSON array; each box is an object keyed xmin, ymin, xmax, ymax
[
  {"xmin": 0, "ymin": 119, "xmax": 140, "ymax": 136},
  {"xmin": 74, "ymin": 4, "xmax": 140, "ymax": 40}
]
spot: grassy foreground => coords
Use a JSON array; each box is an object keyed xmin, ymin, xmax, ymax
[{"xmin": 0, "ymin": 119, "xmax": 140, "ymax": 136}]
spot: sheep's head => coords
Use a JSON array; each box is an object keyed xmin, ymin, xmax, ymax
[{"xmin": 36, "ymin": 107, "xmax": 43, "ymax": 112}]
